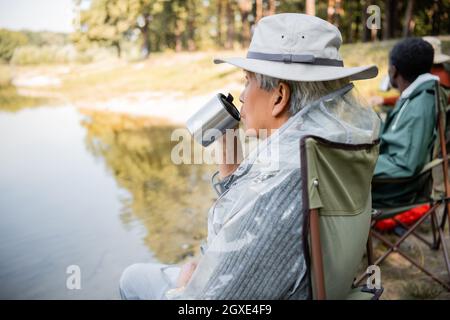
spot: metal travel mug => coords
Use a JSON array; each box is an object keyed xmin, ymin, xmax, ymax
[{"xmin": 186, "ymin": 93, "xmax": 240, "ymax": 147}]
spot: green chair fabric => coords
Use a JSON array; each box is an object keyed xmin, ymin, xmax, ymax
[{"xmin": 301, "ymin": 136, "xmax": 380, "ymax": 300}]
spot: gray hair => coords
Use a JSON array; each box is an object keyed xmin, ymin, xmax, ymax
[{"xmin": 253, "ymin": 73, "xmax": 349, "ymax": 115}]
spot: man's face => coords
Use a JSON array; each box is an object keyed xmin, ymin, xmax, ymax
[{"xmin": 239, "ymin": 71, "xmax": 275, "ymax": 137}]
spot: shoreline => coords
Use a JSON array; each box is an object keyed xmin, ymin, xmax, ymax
[{"xmin": 12, "ymin": 83, "xmax": 242, "ymax": 125}]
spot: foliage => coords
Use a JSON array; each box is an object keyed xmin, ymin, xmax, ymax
[
  {"xmin": 0, "ymin": 29, "xmax": 28, "ymax": 62},
  {"xmin": 10, "ymin": 45, "xmax": 77, "ymax": 65},
  {"xmin": 71, "ymin": 0, "xmax": 450, "ymax": 56}
]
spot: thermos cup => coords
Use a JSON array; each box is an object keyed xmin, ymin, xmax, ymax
[{"xmin": 186, "ymin": 93, "xmax": 240, "ymax": 147}]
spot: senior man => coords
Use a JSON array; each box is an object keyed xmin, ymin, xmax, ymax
[{"xmin": 120, "ymin": 13, "xmax": 380, "ymax": 300}]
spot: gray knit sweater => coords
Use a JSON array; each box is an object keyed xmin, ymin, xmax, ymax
[{"xmin": 200, "ymin": 168, "xmax": 309, "ymax": 299}]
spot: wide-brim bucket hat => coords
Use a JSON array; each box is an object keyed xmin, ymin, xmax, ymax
[{"xmin": 214, "ymin": 13, "xmax": 378, "ymax": 82}]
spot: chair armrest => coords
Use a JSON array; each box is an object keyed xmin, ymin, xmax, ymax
[
  {"xmin": 372, "ymin": 157, "xmax": 446, "ymax": 185},
  {"xmin": 419, "ymin": 158, "xmax": 444, "ymax": 174}
]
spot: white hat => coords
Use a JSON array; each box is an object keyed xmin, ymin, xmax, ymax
[
  {"xmin": 214, "ymin": 13, "xmax": 378, "ymax": 82},
  {"xmin": 423, "ymin": 36, "xmax": 450, "ymax": 64}
]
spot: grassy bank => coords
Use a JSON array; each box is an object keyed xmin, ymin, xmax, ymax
[
  {"xmin": 5, "ymin": 50, "xmax": 244, "ymax": 105},
  {"xmin": 0, "ymin": 64, "xmax": 49, "ymax": 112},
  {"xmin": 2, "ymin": 37, "xmax": 449, "ymax": 111},
  {"xmin": 0, "ymin": 40, "xmax": 404, "ymax": 108}
]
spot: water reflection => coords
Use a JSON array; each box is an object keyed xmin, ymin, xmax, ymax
[
  {"xmin": 80, "ymin": 109, "xmax": 217, "ymax": 264},
  {"xmin": 0, "ymin": 104, "xmax": 216, "ymax": 299},
  {"xmin": 0, "ymin": 85, "xmax": 50, "ymax": 113},
  {"xmin": 0, "ymin": 106, "xmax": 154, "ymax": 299}
]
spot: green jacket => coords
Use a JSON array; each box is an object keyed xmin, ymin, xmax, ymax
[
  {"xmin": 372, "ymin": 79, "xmax": 438, "ymax": 207},
  {"xmin": 374, "ymin": 80, "xmax": 437, "ymax": 178}
]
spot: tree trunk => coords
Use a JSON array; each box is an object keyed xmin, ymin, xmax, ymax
[
  {"xmin": 383, "ymin": 0, "xmax": 394, "ymax": 40},
  {"xmin": 217, "ymin": 0, "xmax": 224, "ymax": 47},
  {"xmin": 187, "ymin": 0, "xmax": 196, "ymax": 51},
  {"xmin": 371, "ymin": 26, "xmax": 378, "ymax": 41},
  {"xmin": 140, "ymin": 24, "xmax": 150, "ymax": 58},
  {"xmin": 334, "ymin": 0, "xmax": 341, "ymax": 28},
  {"xmin": 175, "ymin": 17, "xmax": 183, "ymax": 52},
  {"xmin": 327, "ymin": 0, "xmax": 335, "ymax": 22},
  {"xmin": 113, "ymin": 41, "xmax": 121, "ymax": 58},
  {"xmin": 256, "ymin": 0, "xmax": 263, "ymax": 22},
  {"xmin": 139, "ymin": 12, "xmax": 151, "ymax": 58},
  {"xmin": 402, "ymin": 0, "xmax": 415, "ymax": 37},
  {"xmin": 306, "ymin": 0, "xmax": 316, "ymax": 16},
  {"xmin": 225, "ymin": 0, "xmax": 235, "ymax": 49},
  {"xmin": 352, "ymin": 0, "xmax": 361, "ymax": 42},
  {"xmin": 362, "ymin": 0, "xmax": 371, "ymax": 42},
  {"xmin": 238, "ymin": 0, "xmax": 252, "ymax": 48},
  {"xmin": 431, "ymin": 0, "xmax": 441, "ymax": 35},
  {"xmin": 268, "ymin": 0, "xmax": 276, "ymax": 15}
]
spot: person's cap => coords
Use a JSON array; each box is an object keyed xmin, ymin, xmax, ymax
[{"xmin": 423, "ymin": 36, "xmax": 450, "ymax": 64}]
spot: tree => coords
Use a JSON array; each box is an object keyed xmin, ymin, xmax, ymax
[
  {"xmin": 70, "ymin": 0, "xmax": 450, "ymax": 55},
  {"xmin": 403, "ymin": 0, "xmax": 415, "ymax": 37},
  {"xmin": 327, "ymin": 0, "xmax": 334, "ymax": 22},
  {"xmin": 225, "ymin": 0, "xmax": 235, "ymax": 49},
  {"xmin": 132, "ymin": 0, "xmax": 154, "ymax": 58},
  {"xmin": 256, "ymin": 0, "xmax": 263, "ymax": 22},
  {"xmin": 334, "ymin": 0, "xmax": 342, "ymax": 28},
  {"xmin": 72, "ymin": 0, "xmax": 135, "ymax": 57},
  {"xmin": 306, "ymin": 0, "xmax": 316, "ymax": 16},
  {"xmin": 186, "ymin": 0, "xmax": 198, "ymax": 51},
  {"xmin": 0, "ymin": 29, "xmax": 28, "ymax": 62},
  {"xmin": 238, "ymin": 0, "xmax": 252, "ymax": 47},
  {"xmin": 361, "ymin": 0, "xmax": 371, "ymax": 42},
  {"xmin": 383, "ymin": 0, "xmax": 396, "ymax": 40},
  {"xmin": 268, "ymin": 0, "xmax": 277, "ymax": 15},
  {"xmin": 216, "ymin": 0, "xmax": 225, "ymax": 47},
  {"xmin": 73, "ymin": 0, "xmax": 166, "ymax": 58}
]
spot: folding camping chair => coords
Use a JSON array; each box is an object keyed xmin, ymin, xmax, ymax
[
  {"xmin": 300, "ymin": 135, "xmax": 383, "ymax": 300},
  {"xmin": 356, "ymin": 81, "xmax": 450, "ymax": 291}
]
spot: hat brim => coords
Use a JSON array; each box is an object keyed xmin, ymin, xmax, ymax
[
  {"xmin": 214, "ymin": 57, "xmax": 378, "ymax": 81},
  {"xmin": 434, "ymin": 53, "xmax": 450, "ymax": 65}
]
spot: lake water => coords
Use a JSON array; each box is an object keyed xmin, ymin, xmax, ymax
[{"xmin": 0, "ymin": 105, "xmax": 215, "ymax": 299}]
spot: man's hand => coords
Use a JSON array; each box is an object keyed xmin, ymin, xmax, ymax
[
  {"xmin": 176, "ymin": 261, "xmax": 198, "ymax": 288},
  {"xmin": 218, "ymin": 126, "xmax": 243, "ymax": 179},
  {"xmin": 368, "ymin": 95, "xmax": 384, "ymax": 107}
]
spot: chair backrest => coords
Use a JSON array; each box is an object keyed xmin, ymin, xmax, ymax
[{"xmin": 300, "ymin": 135, "xmax": 379, "ymax": 299}]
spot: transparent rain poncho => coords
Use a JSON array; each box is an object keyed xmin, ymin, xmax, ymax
[{"xmin": 168, "ymin": 83, "xmax": 380, "ymax": 300}]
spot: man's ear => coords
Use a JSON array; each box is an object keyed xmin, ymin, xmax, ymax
[{"xmin": 271, "ymin": 82, "xmax": 291, "ymax": 117}]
